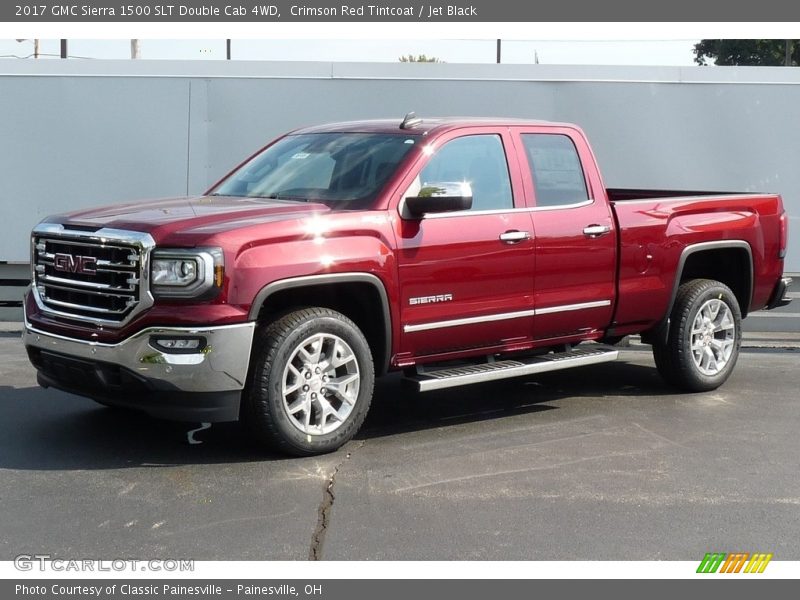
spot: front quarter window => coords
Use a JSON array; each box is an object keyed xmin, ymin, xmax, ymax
[{"xmin": 417, "ymin": 134, "xmax": 513, "ymax": 212}]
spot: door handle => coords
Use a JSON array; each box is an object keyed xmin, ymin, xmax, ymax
[
  {"xmin": 583, "ymin": 224, "xmax": 612, "ymax": 238},
  {"xmin": 499, "ymin": 230, "xmax": 531, "ymax": 244}
]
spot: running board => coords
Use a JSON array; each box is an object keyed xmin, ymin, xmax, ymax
[{"xmin": 404, "ymin": 346, "xmax": 619, "ymax": 392}]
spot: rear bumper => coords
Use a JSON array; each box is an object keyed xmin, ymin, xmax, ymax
[
  {"xmin": 766, "ymin": 277, "xmax": 793, "ymax": 310},
  {"xmin": 22, "ymin": 317, "xmax": 255, "ymax": 422}
]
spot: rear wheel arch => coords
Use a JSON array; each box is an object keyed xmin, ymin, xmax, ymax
[
  {"xmin": 677, "ymin": 242, "xmax": 753, "ymax": 316},
  {"xmin": 644, "ymin": 241, "xmax": 753, "ymax": 344}
]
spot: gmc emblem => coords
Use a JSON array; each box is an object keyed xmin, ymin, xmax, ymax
[{"xmin": 53, "ymin": 253, "xmax": 97, "ymax": 275}]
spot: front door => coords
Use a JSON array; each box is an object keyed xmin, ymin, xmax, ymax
[{"xmin": 393, "ymin": 130, "xmax": 535, "ymax": 360}]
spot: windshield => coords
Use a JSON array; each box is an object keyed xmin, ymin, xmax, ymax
[{"xmin": 211, "ymin": 132, "xmax": 420, "ymax": 208}]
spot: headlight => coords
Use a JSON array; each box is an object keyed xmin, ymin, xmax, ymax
[
  {"xmin": 150, "ymin": 248, "xmax": 224, "ymax": 299},
  {"xmin": 152, "ymin": 258, "xmax": 198, "ymax": 286}
]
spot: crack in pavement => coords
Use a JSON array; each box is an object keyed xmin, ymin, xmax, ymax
[{"xmin": 308, "ymin": 441, "xmax": 365, "ymax": 560}]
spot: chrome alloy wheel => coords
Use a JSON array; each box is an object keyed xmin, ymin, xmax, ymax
[
  {"xmin": 281, "ymin": 333, "xmax": 360, "ymax": 435},
  {"xmin": 690, "ymin": 298, "xmax": 736, "ymax": 376}
]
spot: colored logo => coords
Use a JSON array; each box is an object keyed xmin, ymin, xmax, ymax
[{"xmin": 697, "ymin": 552, "xmax": 773, "ymax": 573}]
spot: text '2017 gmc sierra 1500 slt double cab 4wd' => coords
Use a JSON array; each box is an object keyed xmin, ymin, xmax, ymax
[{"xmin": 23, "ymin": 115, "xmax": 792, "ymax": 455}]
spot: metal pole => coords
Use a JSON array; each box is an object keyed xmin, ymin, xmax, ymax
[
  {"xmin": 496, "ymin": 39, "xmax": 501, "ymax": 64},
  {"xmin": 131, "ymin": 39, "xmax": 140, "ymax": 59},
  {"xmin": 60, "ymin": 39, "xmax": 67, "ymax": 59},
  {"xmin": 226, "ymin": 39, "xmax": 231, "ymax": 60},
  {"xmin": 34, "ymin": 39, "xmax": 40, "ymax": 59},
  {"xmin": 786, "ymin": 40, "xmax": 792, "ymax": 66}
]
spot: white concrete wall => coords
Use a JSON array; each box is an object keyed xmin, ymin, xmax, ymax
[{"xmin": 1, "ymin": 60, "xmax": 798, "ymax": 270}]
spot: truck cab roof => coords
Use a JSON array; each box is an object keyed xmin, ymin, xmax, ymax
[{"xmin": 294, "ymin": 116, "xmax": 566, "ymax": 136}]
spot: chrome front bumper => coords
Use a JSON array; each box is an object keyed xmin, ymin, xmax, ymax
[{"xmin": 23, "ymin": 319, "xmax": 255, "ymax": 393}]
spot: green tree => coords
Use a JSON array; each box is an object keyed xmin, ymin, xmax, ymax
[
  {"xmin": 694, "ymin": 39, "xmax": 798, "ymax": 66},
  {"xmin": 399, "ymin": 54, "xmax": 443, "ymax": 63}
]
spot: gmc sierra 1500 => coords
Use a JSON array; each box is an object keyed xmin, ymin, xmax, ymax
[{"xmin": 23, "ymin": 115, "xmax": 792, "ymax": 455}]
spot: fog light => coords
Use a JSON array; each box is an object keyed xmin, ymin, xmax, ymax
[{"xmin": 150, "ymin": 336, "xmax": 206, "ymax": 353}]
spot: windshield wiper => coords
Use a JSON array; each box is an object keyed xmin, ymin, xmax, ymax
[
  {"xmin": 265, "ymin": 193, "xmax": 311, "ymax": 201},
  {"xmin": 209, "ymin": 192, "xmax": 313, "ymax": 201}
]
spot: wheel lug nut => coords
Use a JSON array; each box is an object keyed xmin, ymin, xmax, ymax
[
  {"xmin": 311, "ymin": 393, "xmax": 317, "ymax": 399},
  {"xmin": 305, "ymin": 372, "xmax": 312, "ymax": 379},
  {"xmin": 303, "ymin": 385, "xmax": 309, "ymax": 392},
  {"xmin": 315, "ymin": 367, "xmax": 321, "ymax": 374}
]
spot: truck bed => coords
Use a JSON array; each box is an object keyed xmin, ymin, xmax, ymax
[
  {"xmin": 608, "ymin": 189, "xmax": 785, "ymax": 337},
  {"xmin": 607, "ymin": 188, "xmax": 736, "ymax": 202}
]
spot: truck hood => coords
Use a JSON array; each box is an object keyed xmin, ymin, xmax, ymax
[{"xmin": 48, "ymin": 195, "xmax": 331, "ymax": 241}]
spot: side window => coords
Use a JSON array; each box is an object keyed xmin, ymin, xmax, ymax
[
  {"xmin": 521, "ymin": 134, "xmax": 590, "ymax": 207},
  {"xmin": 420, "ymin": 135, "xmax": 513, "ymax": 211}
]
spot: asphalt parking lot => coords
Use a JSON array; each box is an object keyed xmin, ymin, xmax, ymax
[{"xmin": 0, "ymin": 331, "xmax": 798, "ymax": 561}]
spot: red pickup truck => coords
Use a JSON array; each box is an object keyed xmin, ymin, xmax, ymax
[{"xmin": 23, "ymin": 116, "xmax": 792, "ymax": 455}]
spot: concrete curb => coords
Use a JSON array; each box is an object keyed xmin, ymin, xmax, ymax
[
  {"xmin": 739, "ymin": 333, "xmax": 800, "ymax": 350},
  {"xmin": 623, "ymin": 333, "xmax": 800, "ymax": 351},
  {"xmin": 0, "ymin": 322, "xmax": 22, "ymax": 333},
  {"xmin": 3, "ymin": 320, "xmax": 799, "ymax": 350}
]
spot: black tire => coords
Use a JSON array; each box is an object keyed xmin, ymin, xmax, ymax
[
  {"xmin": 243, "ymin": 307, "xmax": 374, "ymax": 456},
  {"xmin": 653, "ymin": 278, "xmax": 742, "ymax": 392}
]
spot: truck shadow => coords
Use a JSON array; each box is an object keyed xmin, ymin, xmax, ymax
[
  {"xmin": 0, "ymin": 356, "xmax": 674, "ymax": 471},
  {"xmin": 360, "ymin": 355, "xmax": 673, "ymax": 440},
  {"xmin": 0, "ymin": 385, "xmax": 265, "ymax": 470}
]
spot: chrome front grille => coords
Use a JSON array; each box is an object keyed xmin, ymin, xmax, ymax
[{"xmin": 31, "ymin": 224, "xmax": 155, "ymax": 326}]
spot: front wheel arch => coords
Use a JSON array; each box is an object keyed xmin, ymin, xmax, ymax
[{"xmin": 247, "ymin": 273, "xmax": 392, "ymax": 375}]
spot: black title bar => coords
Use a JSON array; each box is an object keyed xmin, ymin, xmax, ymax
[{"xmin": 4, "ymin": 0, "xmax": 800, "ymax": 22}]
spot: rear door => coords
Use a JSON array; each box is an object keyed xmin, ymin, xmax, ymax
[
  {"xmin": 513, "ymin": 127, "xmax": 617, "ymax": 342},
  {"xmin": 392, "ymin": 128, "xmax": 535, "ymax": 360}
]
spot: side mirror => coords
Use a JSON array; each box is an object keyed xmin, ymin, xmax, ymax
[{"xmin": 404, "ymin": 182, "xmax": 473, "ymax": 217}]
